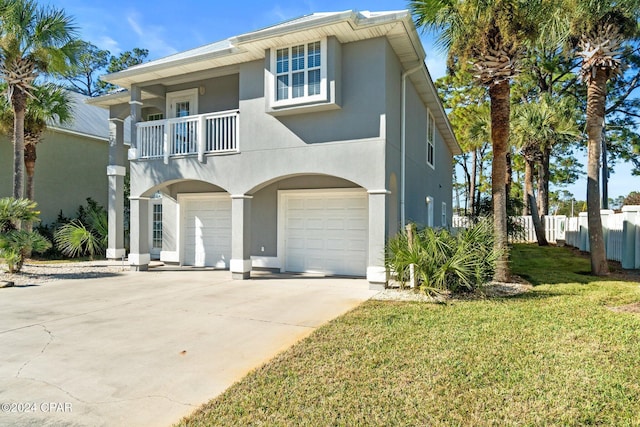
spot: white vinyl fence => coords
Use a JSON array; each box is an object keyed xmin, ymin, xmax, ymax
[{"xmin": 452, "ymin": 205, "xmax": 640, "ymax": 269}]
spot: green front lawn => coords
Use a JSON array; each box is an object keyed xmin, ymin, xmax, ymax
[{"xmin": 178, "ymin": 244, "xmax": 640, "ymax": 426}]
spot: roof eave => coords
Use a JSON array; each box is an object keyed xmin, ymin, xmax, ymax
[{"xmin": 102, "ymin": 46, "xmax": 240, "ymax": 88}]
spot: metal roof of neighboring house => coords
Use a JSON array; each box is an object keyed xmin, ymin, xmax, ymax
[
  {"xmin": 50, "ymin": 91, "xmax": 131, "ymax": 144},
  {"xmin": 51, "ymin": 91, "xmax": 109, "ymax": 141},
  {"xmin": 88, "ymin": 10, "xmax": 459, "ymax": 154}
]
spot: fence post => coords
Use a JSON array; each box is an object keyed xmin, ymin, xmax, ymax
[
  {"xmin": 406, "ymin": 223, "xmax": 417, "ymax": 289},
  {"xmin": 578, "ymin": 212, "xmax": 589, "ymax": 252},
  {"xmin": 556, "ymin": 215, "xmax": 567, "ymax": 246},
  {"xmin": 622, "ymin": 205, "xmax": 640, "ymax": 269},
  {"xmin": 600, "ymin": 209, "xmax": 614, "ymax": 258}
]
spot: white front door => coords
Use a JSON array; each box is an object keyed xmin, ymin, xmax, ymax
[
  {"xmin": 166, "ymin": 88, "xmax": 198, "ymax": 119},
  {"xmin": 166, "ymin": 89, "xmax": 199, "ymax": 155},
  {"xmin": 279, "ymin": 190, "xmax": 368, "ymax": 276},
  {"xmin": 180, "ymin": 194, "xmax": 231, "ymax": 268}
]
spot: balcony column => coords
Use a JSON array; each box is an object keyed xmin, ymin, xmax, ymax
[
  {"xmin": 367, "ymin": 189, "xmax": 390, "ymax": 290},
  {"xmin": 106, "ymin": 118, "xmax": 126, "ymax": 259},
  {"xmin": 128, "ymin": 85, "xmax": 142, "ymax": 161},
  {"xmin": 230, "ymin": 194, "xmax": 252, "ymax": 280},
  {"xmin": 129, "ymin": 197, "xmax": 150, "ymax": 271}
]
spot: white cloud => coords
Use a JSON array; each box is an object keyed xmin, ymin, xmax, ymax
[
  {"xmin": 95, "ymin": 36, "xmax": 121, "ymax": 55},
  {"xmin": 125, "ymin": 10, "xmax": 178, "ymax": 58},
  {"xmin": 127, "ymin": 13, "xmax": 144, "ymax": 37}
]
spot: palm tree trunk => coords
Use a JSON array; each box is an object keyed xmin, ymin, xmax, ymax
[
  {"xmin": 538, "ymin": 146, "xmax": 551, "ymax": 215},
  {"xmin": 586, "ymin": 68, "xmax": 609, "ymax": 276},
  {"xmin": 470, "ymin": 149, "xmax": 478, "ymax": 217},
  {"xmin": 523, "ymin": 156, "xmax": 534, "ymax": 216},
  {"xmin": 12, "ymin": 90, "xmax": 27, "ymax": 200},
  {"xmin": 505, "ymin": 150, "xmax": 512, "ymax": 202},
  {"xmin": 528, "ymin": 193, "xmax": 548, "ymax": 246},
  {"xmin": 24, "ymin": 143, "xmax": 36, "ymax": 201},
  {"xmin": 489, "ymin": 80, "xmax": 511, "ymax": 282}
]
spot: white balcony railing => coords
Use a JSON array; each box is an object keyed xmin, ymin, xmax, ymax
[{"xmin": 135, "ymin": 109, "xmax": 239, "ymax": 162}]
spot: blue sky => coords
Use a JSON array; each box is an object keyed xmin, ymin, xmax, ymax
[{"xmin": 53, "ymin": 0, "xmax": 638, "ymax": 202}]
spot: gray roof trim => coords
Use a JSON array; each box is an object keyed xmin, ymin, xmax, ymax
[{"xmin": 48, "ymin": 126, "xmax": 109, "ymax": 142}]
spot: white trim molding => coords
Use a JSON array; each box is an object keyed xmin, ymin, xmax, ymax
[
  {"xmin": 367, "ymin": 189, "xmax": 391, "ymax": 195},
  {"xmin": 107, "ymin": 165, "xmax": 127, "ymax": 176},
  {"xmin": 230, "ymin": 194, "xmax": 254, "ymax": 199},
  {"xmin": 128, "ymin": 100, "xmax": 143, "ymax": 106}
]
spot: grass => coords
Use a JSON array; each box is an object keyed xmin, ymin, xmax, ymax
[{"xmin": 177, "ymin": 244, "xmax": 640, "ymax": 426}]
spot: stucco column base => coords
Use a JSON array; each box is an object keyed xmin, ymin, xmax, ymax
[
  {"xmin": 231, "ymin": 259, "xmax": 252, "ymax": 280},
  {"xmin": 129, "ymin": 253, "xmax": 150, "ymax": 271},
  {"xmin": 106, "ymin": 248, "xmax": 126, "ymax": 259}
]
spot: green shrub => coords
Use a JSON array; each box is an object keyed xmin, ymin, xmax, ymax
[
  {"xmin": 0, "ymin": 197, "xmax": 40, "ymax": 232},
  {"xmin": 385, "ymin": 219, "xmax": 499, "ymax": 295},
  {"xmin": 0, "ymin": 197, "xmax": 51, "ymax": 273},
  {"xmin": 54, "ymin": 198, "xmax": 107, "ymax": 259},
  {"xmin": 0, "ymin": 230, "xmax": 51, "ymax": 273}
]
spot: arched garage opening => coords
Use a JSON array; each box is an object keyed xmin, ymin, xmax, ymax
[
  {"xmin": 143, "ymin": 180, "xmax": 231, "ymax": 268},
  {"xmin": 250, "ymin": 174, "xmax": 368, "ymax": 277}
]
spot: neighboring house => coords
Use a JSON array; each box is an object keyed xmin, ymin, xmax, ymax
[
  {"xmin": 0, "ymin": 91, "xmax": 111, "ymax": 225},
  {"xmin": 90, "ymin": 10, "xmax": 460, "ymax": 287}
]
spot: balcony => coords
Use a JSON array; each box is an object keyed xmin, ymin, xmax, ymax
[{"xmin": 133, "ymin": 109, "xmax": 239, "ymax": 163}]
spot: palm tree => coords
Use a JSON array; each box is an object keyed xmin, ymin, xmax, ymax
[
  {"xmin": 0, "ymin": 0, "xmax": 78, "ymax": 199},
  {"xmin": 0, "ymin": 83, "xmax": 74, "ymax": 202},
  {"xmin": 512, "ymin": 95, "xmax": 579, "ymax": 245},
  {"xmin": 411, "ymin": 0, "xmax": 542, "ymax": 282},
  {"xmin": 565, "ymin": 0, "xmax": 640, "ymax": 275}
]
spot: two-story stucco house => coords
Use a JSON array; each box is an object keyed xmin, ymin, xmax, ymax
[{"xmin": 90, "ymin": 10, "xmax": 459, "ymax": 287}]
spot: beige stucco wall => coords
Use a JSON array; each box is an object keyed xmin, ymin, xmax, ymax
[{"xmin": 0, "ymin": 129, "xmax": 109, "ymax": 224}]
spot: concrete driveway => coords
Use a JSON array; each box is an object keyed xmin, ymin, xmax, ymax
[{"xmin": 0, "ymin": 268, "xmax": 378, "ymax": 426}]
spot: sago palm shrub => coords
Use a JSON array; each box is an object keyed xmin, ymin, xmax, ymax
[
  {"xmin": 0, "ymin": 229, "xmax": 51, "ymax": 273},
  {"xmin": 54, "ymin": 199, "xmax": 108, "ymax": 259},
  {"xmin": 385, "ymin": 219, "xmax": 499, "ymax": 295},
  {"xmin": 0, "ymin": 197, "xmax": 51, "ymax": 273}
]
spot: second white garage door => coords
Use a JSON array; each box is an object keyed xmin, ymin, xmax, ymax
[
  {"xmin": 181, "ymin": 194, "xmax": 231, "ymax": 268},
  {"xmin": 280, "ymin": 190, "xmax": 368, "ymax": 276}
]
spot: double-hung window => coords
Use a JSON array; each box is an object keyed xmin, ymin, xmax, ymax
[
  {"xmin": 273, "ymin": 39, "xmax": 325, "ymax": 106},
  {"xmin": 427, "ymin": 110, "xmax": 435, "ymax": 168}
]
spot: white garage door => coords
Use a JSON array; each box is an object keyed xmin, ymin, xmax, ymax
[
  {"xmin": 181, "ymin": 195, "xmax": 231, "ymax": 268},
  {"xmin": 281, "ymin": 190, "xmax": 368, "ymax": 276}
]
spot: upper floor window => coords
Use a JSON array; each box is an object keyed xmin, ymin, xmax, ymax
[
  {"xmin": 427, "ymin": 110, "xmax": 435, "ymax": 168},
  {"xmin": 270, "ymin": 39, "xmax": 327, "ymax": 108}
]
